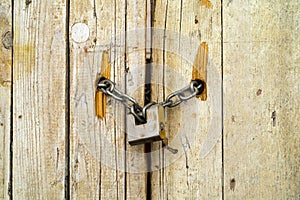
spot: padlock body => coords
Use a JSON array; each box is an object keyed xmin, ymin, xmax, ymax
[{"xmin": 127, "ymin": 105, "xmax": 166, "ymax": 145}]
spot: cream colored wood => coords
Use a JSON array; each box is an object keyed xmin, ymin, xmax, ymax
[
  {"xmin": 0, "ymin": 0, "xmax": 12, "ymax": 199},
  {"xmin": 12, "ymin": 0, "xmax": 67, "ymax": 199},
  {"xmin": 223, "ymin": 0, "xmax": 300, "ymax": 199},
  {"xmin": 151, "ymin": 0, "xmax": 222, "ymax": 199},
  {"xmin": 4, "ymin": 0, "xmax": 298, "ymax": 199},
  {"xmin": 69, "ymin": 0, "xmax": 122, "ymax": 199},
  {"xmin": 126, "ymin": 0, "xmax": 148, "ymax": 199},
  {"xmin": 69, "ymin": 0, "xmax": 147, "ymax": 199}
]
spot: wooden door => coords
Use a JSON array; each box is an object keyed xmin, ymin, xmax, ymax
[{"xmin": 0, "ymin": 0, "xmax": 299, "ymax": 199}]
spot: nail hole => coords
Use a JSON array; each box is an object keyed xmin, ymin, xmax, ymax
[
  {"xmin": 256, "ymin": 89, "xmax": 262, "ymax": 96},
  {"xmin": 230, "ymin": 178, "xmax": 236, "ymax": 191},
  {"xmin": 271, "ymin": 111, "xmax": 276, "ymax": 127},
  {"xmin": 195, "ymin": 15, "xmax": 199, "ymax": 24}
]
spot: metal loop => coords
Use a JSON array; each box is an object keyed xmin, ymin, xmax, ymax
[
  {"xmin": 100, "ymin": 87, "xmax": 108, "ymax": 94},
  {"xmin": 97, "ymin": 80, "xmax": 109, "ymax": 91},
  {"xmin": 97, "ymin": 83, "xmax": 108, "ymax": 88},
  {"xmin": 178, "ymin": 88, "xmax": 198, "ymax": 101},
  {"xmin": 96, "ymin": 77, "xmax": 205, "ymax": 123},
  {"xmin": 142, "ymin": 102, "xmax": 157, "ymax": 117},
  {"xmin": 130, "ymin": 106, "xmax": 146, "ymax": 123},
  {"xmin": 191, "ymin": 80, "xmax": 204, "ymax": 95},
  {"xmin": 161, "ymin": 101, "xmax": 172, "ymax": 107},
  {"xmin": 106, "ymin": 89, "xmax": 124, "ymax": 102},
  {"xmin": 164, "ymin": 92, "xmax": 183, "ymax": 108},
  {"xmin": 101, "ymin": 79, "xmax": 114, "ymax": 92},
  {"xmin": 122, "ymin": 93, "xmax": 143, "ymax": 111}
]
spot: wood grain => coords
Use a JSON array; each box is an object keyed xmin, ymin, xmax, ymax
[
  {"xmin": 151, "ymin": 0, "xmax": 222, "ymax": 199},
  {"xmin": 69, "ymin": 0, "xmax": 116, "ymax": 198},
  {"xmin": 1, "ymin": 0, "xmax": 298, "ymax": 198},
  {"xmin": 125, "ymin": 0, "xmax": 148, "ymax": 199},
  {"xmin": 69, "ymin": 0, "xmax": 147, "ymax": 199},
  {"xmin": 12, "ymin": 0, "xmax": 67, "ymax": 199},
  {"xmin": 0, "ymin": 0, "xmax": 12, "ymax": 199},
  {"xmin": 223, "ymin": 0, "xmax": 300, "ymax": 199}
]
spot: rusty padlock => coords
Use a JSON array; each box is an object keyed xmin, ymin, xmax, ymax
[{"xmin": 127, "ymin": 104, "xmax": 166, "ymax": 145}]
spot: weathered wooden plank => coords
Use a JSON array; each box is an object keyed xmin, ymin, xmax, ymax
[
  {"xmin": 148, "ymin": 1, "xmax": 167, "ymax": 198},
  {"xmin": 69, "ymin": 0, "xmax": 118, "ymax": 198},
  {"xmin": 125, "ymin": 0, "xmax": 148, "ymax": 199},
  {"xmin": 0, "ymin": 0, "xmax": 12, "ymax": 199},
  {"xmin": 69, "ymin": 0, "xmax": 147, "ymax": 199},
  {"xmin": 12, "ymin": 0, "xmax": 67, "ymax": 199},
  {"xmin": 223, "ymin": 0, "xmax": 300, "ymax": 199},
  {"xmin": 151, "ymin": 0, "xmax": 222, "ymax": 199}
]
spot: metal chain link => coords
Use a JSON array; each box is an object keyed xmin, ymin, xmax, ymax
[{"xmin": 97, "ymin": 78, "xmax": 204, "ymax": 123}]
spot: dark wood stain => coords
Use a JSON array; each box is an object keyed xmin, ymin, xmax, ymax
[{"xmin": 25, "ymin": 0, "xmax": 32, "ymax": 6}]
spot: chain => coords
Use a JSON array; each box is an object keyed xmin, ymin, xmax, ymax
[{"xmin": 97, "ymin": 78, "xmax": 204, "ymax": 123}]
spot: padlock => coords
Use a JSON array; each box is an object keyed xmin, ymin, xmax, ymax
[{"xmin": 127, "ymin": 104, "xmax": 166, "ymax": 145}]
